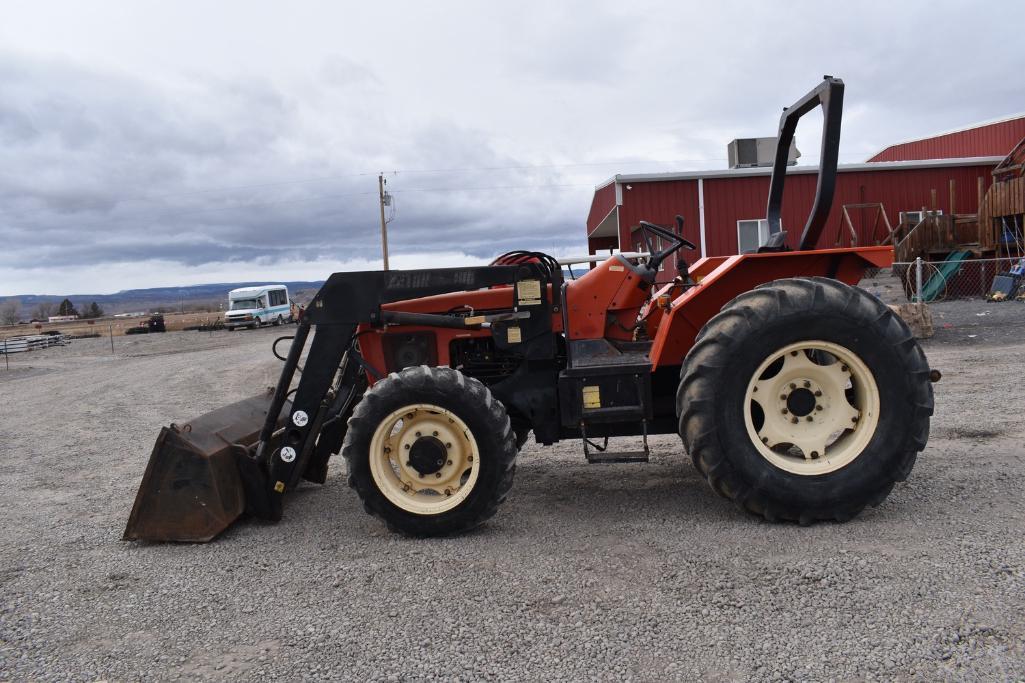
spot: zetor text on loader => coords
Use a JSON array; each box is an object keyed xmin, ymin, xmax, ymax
[{"xmin": 125, "ymin": 77, "xmax": 937, "ymax": 542}]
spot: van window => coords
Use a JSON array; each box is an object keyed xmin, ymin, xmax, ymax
[
  {"xmin": 269, "ymin": 289, "xmax": 287, "ymax": 306},
  {"xmin": 231, "ymin": 298, "xmax": 261, "ymax": 310}
]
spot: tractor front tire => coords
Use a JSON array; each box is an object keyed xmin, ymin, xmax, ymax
[
  {"xmin": 342, "ymin": 366, "xmax": 518, "ymax": 536},
  {"xmin": 677, "ymin": 277, "xmax": 933, "ymax": 524}
]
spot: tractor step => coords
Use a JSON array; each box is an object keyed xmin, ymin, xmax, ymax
[
  {"xmin": 585, "ymin": 450, "xmax": 649, "ymax": 464},
  {"xmin": 580, "ymin": 420, "xmax": 650, "ymax": 464}
]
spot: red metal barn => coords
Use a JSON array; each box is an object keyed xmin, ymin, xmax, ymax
[{"xmin": 587, "ymin": 113, "xmax": 1025, "ymax": 278}]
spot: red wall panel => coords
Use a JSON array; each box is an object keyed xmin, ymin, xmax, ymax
[
  {"xmin": 585, "ymin": 162, "xmax": 999, "ymax": 264},
  {"xmin": 615, "ymin": 180, "xmax": 700, "ymax": 278},
  {"xmin": 701, "ymin": 164, "xmax": 995, "ymax": 254},
  {"xmin": 869, "ymin": 117, "xmax": 1025, "ymax": 162}
]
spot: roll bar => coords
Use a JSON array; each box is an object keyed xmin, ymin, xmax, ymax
[{"xmin": 766, "ymin": 76, "xmax": 845, "ymax": 251}]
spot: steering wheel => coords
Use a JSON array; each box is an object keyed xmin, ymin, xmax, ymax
[{"xmin": 637, "ymin": 215, "xmax": 696, "ymax": 274}]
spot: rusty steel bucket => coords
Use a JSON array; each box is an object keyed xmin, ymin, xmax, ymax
[{"xmin": 123, "ymin": 390, "xmax": 286, "ymax": 543}]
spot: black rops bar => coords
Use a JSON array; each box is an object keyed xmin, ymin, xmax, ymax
[{"xmin": 765, "ymin": 76, "xmax": 845, "ymax": 251}]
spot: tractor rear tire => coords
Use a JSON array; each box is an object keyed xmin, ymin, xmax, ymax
[
  {"xmin": 342, "ymin": 365, "xmax": 518, "ymax": 536},
  {"xmin": 677, "ymin": 277, "xmax": 933, "ymax": 524}
]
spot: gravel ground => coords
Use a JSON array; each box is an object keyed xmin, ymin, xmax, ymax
[{"xmin": 2, "ymin": 305, "xmax": 1025, "ymax": 682}]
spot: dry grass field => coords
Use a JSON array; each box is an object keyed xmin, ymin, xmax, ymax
[{"xmin": 0, "ymin": 310, "xmax": 293, "ymax": 341}]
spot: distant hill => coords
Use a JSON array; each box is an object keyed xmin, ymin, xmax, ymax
[{"xmin": 1, "ymin": 281, "xmax": 325, "ymax": 316}]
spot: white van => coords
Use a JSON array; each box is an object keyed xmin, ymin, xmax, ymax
[{"xmin": 224, "ymin": 285, "xmax": 292, "ymax": 330}]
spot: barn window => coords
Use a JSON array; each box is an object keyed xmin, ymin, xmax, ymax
[{"xmin": 737, "ymin": 219, "xmax": 779, "ymax": 253}]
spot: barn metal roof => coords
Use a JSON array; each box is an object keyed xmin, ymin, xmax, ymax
[
  {"xmin": 593, "ymin": 156, "xmax": 1005, "ymax": 191},
  {"xmin": 866, "ymin": 113, "xmax": 1025, "ymax": 161}
]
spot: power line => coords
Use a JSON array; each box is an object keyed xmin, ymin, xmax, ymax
[
  {"xmin": 1, "ymin": 150, "xmax": 879, "ymax": 216},
  {"xmin": 1, "ymin": 158, "xmax": 730, "ymax": 209},
  {"xmin": 0, "ymin": 180, "xmax": 600, "ymax": 235},
  {"xmin": 391, "ymin": 182, "xmax": 592, "ymax": 194},
  {"xmin": 0, "ymin": 149, "xmax": 884, "ymax": 227}
]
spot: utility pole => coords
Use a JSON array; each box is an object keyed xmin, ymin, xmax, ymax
[{"xmin": 378, "ymin": 173, "xmax": 390, "ymax": 271}]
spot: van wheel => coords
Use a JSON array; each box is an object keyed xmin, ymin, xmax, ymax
[
  {"xmin": 275, "ymin": 315, "xmax": 284, "ymax": 326},
  {"xmin": 253, "ymin": 317, "xmax": 261, "ymax": 329}
]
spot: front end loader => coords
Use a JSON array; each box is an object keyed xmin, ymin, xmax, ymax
[{"xmin": 125, "ymin": 77, "xmax": 935, "ymax": 542}]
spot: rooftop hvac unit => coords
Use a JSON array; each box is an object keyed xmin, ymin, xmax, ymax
[{"xmin": 728, "ymin": 137, "xmax": 801, "ymax": 169}]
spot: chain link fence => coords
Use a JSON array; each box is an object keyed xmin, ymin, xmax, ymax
[{"xmin": 889, "ymin": 257, "xmax": 1025, "ymax": 303}]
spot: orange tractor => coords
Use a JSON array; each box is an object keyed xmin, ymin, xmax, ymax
[{"xmin": 125, "ymin": 78, "xmax": 935, "ymax": 541}]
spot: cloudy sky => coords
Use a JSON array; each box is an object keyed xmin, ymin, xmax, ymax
[{"xmin": 1, "ymin": 0, "xmax": 1022, "ymax": 295}]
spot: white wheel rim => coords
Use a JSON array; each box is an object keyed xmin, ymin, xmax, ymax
[
  {"xmin": 743, "ymin": 340, "xmax": 880, "ymax": 476},
  {"xmin": 368, "ymin": 403, "xmax": 480, "ymax": 515}
]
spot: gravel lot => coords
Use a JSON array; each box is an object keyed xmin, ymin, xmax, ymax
[{"xmin": 2, "ymin": 303, "xmax": 1024, "ymax": 681}]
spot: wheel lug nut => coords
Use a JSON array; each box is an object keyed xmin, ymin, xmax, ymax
[
  {"xmin": 814, "ymin": 390, "xmax": 822, "ymax": 397},
  {"xmin": 815, "ymin": 405, "xmax": 823, "ymax": 411},
  {"xmin": 445, "ymin": 442, "xmax": 452, "ymax": 448},
  {"xmin": 806, "ymin": 416, "xmax": 813, "ymax": 422},
  {"xmin": 781, "ymin": 409, "xmax": 788, "ymax": 415},
  {"xmin": 435, "ymin": 473, "xmax": 442, "ymax": 478},
  {"xmin": 791, "ymin": 417, "xmax": 799, "ymax": 424},
  {"xmin": 810, "ymin": 451, "xmax": 819, "ymax": 458},
  {"xmin": 432, "ymin": 431, "xmax": 439, "ymax": 436},
  {"xmin": 761, "ymin": 437, "xmax": 769, "ymax": 444},
  {"xmin": 789, "ymin": 383, "xmax": 796, "ymax": 390},
  {"xmin": 404, "ymin": 444, "xmax": 410, "ymax": 450},
  {"xmin": 803, "ymin": 381, "xmax": 811, "ymax": 388},
  {"xmin": 852, "ymin": 416, "xmax": 859, "ymax": 423},
  {"xmin": 447, "ymin": 459, "xmax": 453, "ymax": 465},
  {"xmin": 467, "ymin": 455, "xmax": 473, "ymax": 462},
  {"xmin": 415, "ymin": 431, "xmax": 421, "ymax": 437},
  {"xmin": 444, "ymin": 488, "xmax": 452, "ymax": 496},
  {"xmin": 779, "ymin": 394, "xmax": 787, "ymax": 400}
]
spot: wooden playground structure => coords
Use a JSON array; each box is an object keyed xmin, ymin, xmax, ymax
[{"xmin": 831, "ymin": 136, "xmax": 1025, "ymax": 265}]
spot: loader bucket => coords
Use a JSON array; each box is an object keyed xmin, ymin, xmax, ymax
[{"xmin": 123, "ymin": 391, "xmax": 285, "ymax": 542}]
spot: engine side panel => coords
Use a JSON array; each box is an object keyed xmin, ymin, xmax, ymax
[{"xmin": 564, "ymin": 255, "xmax": 652, "ymax": 340}]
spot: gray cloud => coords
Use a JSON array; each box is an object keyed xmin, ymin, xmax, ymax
[{"xmin": 0, "ymin": 51, "xmax": 586, "ymax": 286}]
